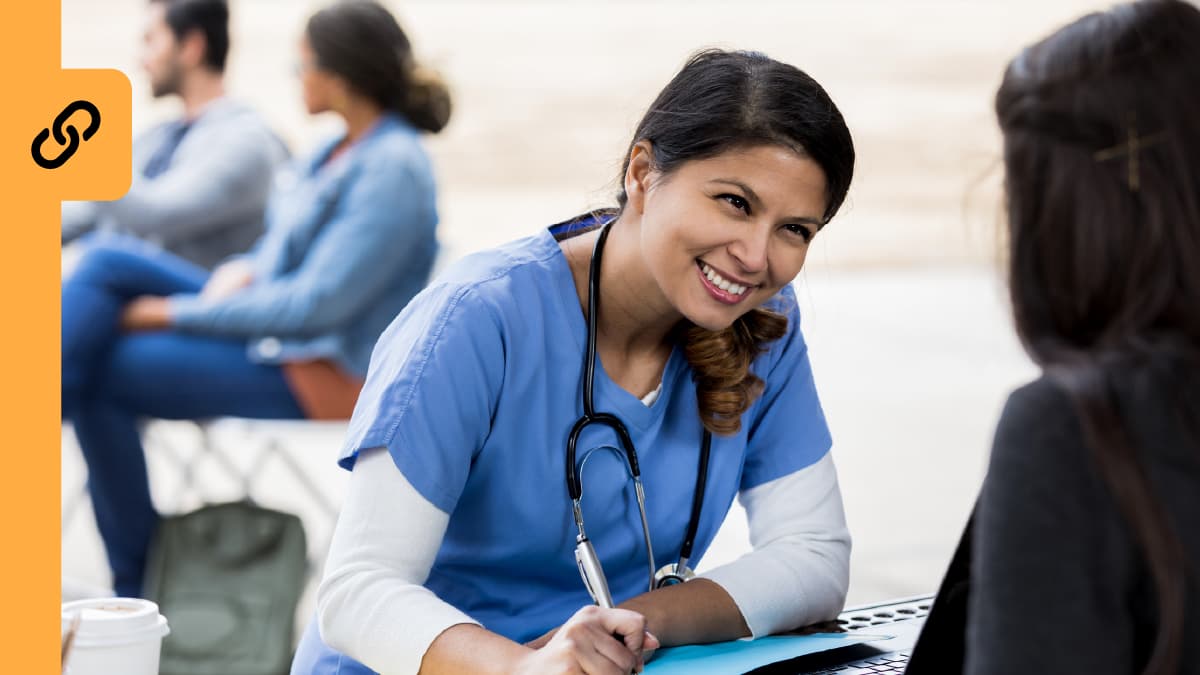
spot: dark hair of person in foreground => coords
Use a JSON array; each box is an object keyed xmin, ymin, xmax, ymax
[{"xmin": 996, "ymin": 0, "xmax": 1200, "ymax": 671}]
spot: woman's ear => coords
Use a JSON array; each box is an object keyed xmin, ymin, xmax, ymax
[
  {"xmin": 624, "ymin": 141, "xmax": 655, "ymax": 215},
  {"xmin": 328, "ymin": 77, "xmax": 352, "ymax": 113}
]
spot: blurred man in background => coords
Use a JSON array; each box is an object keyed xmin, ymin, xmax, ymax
[{"xmin": 61, "ymin": 0, "xmax": 286, "ymax": 270}]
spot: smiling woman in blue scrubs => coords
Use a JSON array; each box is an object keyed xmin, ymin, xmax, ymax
[{"xmin": 291, "ymin": 49, "xmax": 857, "ymax": 675}]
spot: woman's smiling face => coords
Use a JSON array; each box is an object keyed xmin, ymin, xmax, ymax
[{"xmin": 629, "ymin": 142, "xmax": 829, "ymax": 331}]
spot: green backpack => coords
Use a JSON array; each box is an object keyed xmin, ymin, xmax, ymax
[{"xmin": 144, "ymin": 501, "xmax": 308, "ymax": 675}]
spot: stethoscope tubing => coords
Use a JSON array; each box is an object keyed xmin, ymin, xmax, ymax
[{"xmin": 566, "ymin": 221, "xmax": 712, "ymax": 595}]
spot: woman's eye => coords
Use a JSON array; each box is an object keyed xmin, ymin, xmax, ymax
[
  {"xmin": 785, "ymin": 223, "xmax": 814, "ymax": 243},
  {"xmin": 720, "ymin": 194, "xmax": 750, "ymax": 214}
]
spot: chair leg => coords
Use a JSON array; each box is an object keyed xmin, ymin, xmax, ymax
[
  {"xmin": 256, "ymin": 434, "xmax": 340, "ymax": 579},
  {"xmin": 143, "ymin": 421, "xmax": 204, "ymax": 512},
  {"xmin": 138, "ymin": 419, "xmax": 343, "ymax": 587},
  {"xmin": 61, "ymin": 478, "xmax": 90, "ymax": 533},
  {"xmin": 265, "ymin": 436, "xmax": 339, "ymax": 522},
  {"xmin": 192, "ymin": 421, "xmax": 251, "ymax": 502}
]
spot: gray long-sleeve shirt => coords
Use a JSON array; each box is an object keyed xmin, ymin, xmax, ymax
[{"xmin": 61, "ymin": 97, "xmax": 287, "ymax": 269}]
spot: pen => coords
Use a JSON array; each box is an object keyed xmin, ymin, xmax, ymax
[{"xmin": 574, "ymin": 535, "xmax": 614, "ymax": 608}]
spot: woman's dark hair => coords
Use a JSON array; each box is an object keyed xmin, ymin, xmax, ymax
[
  {"xmin": 151, "ymin": 0, "xmax": 230, "ymax": 73},
  {"xmin": 996, "ymin": 1, "xmax": 1200, "ymax": 672},
  {"xmin": 612, "ymin": 49, "xmax": 854, "ymax": 435},
  {"xmin": 305, "ymin": 0, "xmax": 451, "ymax": 133}
]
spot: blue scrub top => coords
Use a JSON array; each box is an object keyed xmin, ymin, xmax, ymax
[{"xmin": 291, "ymin": 227, "xmax": 832, "ymax": 674}]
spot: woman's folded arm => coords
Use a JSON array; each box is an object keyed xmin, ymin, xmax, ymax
[
  {"xmin": 701, "ymin": 452, "xmax": 852, "ymax": 637},
  {"xmin": 316, "ymin": 447, "xmax": 481, "ymax": 674}
]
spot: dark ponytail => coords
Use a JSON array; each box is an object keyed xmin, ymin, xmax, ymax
[
  {"xmin": 306, "ymin": 0, "xmax": 451, "ymax": 133},
  {"xmin": 677, "ymin": 309, "xmax": 788, "ymax": 435}
]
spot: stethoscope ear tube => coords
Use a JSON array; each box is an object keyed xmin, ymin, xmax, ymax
[
  {"xmin": 582, "ymin": 223, "xmax": 610, "ymax": 419},
  {"xmin": 678, "ymin": 428, "xmax": 712, "ymax": 567},
  {"xmin": 652, "ymin": 426, "xmax": 711, "ymax": 589}
]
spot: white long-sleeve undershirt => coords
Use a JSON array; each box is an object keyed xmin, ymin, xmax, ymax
[{"xmin": 316, "ymin": 446, "xmax": 851, "ymax": 674}]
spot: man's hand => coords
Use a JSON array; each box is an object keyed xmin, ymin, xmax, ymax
[{"xmin": 200, "ymin": 259, "xmax": 254, "ymax": 302}]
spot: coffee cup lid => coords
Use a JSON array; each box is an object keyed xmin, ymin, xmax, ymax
[{"xmin": 62, "ymin": 598, "xmax": 170, "ymax": 648}]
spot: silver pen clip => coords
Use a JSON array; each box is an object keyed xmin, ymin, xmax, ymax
[{"xmin": 574, "ymin": 535, "xmax": 614, "ymax": 608}]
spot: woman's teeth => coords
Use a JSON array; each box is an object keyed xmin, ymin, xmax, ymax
[{"xmin": 701, "ymin": 263, "xmax": 748, "ymax": 296}]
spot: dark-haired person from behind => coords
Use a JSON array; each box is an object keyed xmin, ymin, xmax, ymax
[
  {"xmin": 907, "ymin": 1, "xmax": 1200, "ymax": 673},
  {"xmin": 62, "ymin": 0, "xmax": 286, "ymax": 269},
  {"xmin": 61, "ymin": 0, "xmax": 451, "ymax": 601},
  {"xmin": 291, "ymin": 48, "xmax": 855, "ymax": 675}
]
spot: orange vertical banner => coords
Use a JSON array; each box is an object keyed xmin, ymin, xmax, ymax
[{"xmin": 0, "ymin": 0, "xmax": 131, "ymax": 671}]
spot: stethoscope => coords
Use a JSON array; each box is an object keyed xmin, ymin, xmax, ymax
[{"xmin": 567, "ymin": 221, "xmax": 712, "ymax": 608}]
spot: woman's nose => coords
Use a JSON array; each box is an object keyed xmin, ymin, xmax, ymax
[{"xmin": 726, "ymin": 225, "xmax": 770, "ymax": 275}]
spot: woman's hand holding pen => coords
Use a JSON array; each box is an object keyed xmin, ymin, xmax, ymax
[
  {"xmin": 524, "ymin": 623, "xmax": 660, "ymax": 666},
  {"xmin": 516, "ymin": 606, "xmax": 660, "ymax": 675}
]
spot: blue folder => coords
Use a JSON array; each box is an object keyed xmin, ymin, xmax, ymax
[{"xmin": 643, "ymin": 632, "xmax": 889, "ymax": 674}]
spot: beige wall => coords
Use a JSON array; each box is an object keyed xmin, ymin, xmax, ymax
[{"xmin": 63, "ymin": 0, "xmax": 1113, "ymax": 268}]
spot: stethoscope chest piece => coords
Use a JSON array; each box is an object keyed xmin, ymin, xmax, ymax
[{"xmin": 653, "ymin": 562, "xmax": 696, "ymax": 588}]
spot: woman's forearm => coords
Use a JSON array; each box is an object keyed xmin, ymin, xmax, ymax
[
  {"xmin": 617, "ymin": 578, "xmax": 750, "ymax": 647},
  {"xmin": 617, "ymin": 457, "xmax": 851, "ymax": 647},
  {"xmin": 420, "ymin": 624, "xmax": 532, "ymax": 675}
]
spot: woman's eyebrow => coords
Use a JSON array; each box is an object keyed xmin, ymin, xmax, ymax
[
  {"xmin": 709, "ymin": 178, "xmax": 823, "ymax": 226},
  {"xmin": 710, "ymin": 178, "xmax": 761, "ymax": 204}
]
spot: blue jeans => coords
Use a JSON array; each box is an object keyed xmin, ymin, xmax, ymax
[{"xmin": 62, "ymin": 236, "xmax": 305, "ymax": 597}]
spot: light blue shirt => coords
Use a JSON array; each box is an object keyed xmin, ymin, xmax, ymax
[
  {"xmin": 169, "ymin": 113, "xmax": 439, "ymax": 376},
  {"xmin": 293, "ymin": 227, "xmax": 831, "ymax": 673}
]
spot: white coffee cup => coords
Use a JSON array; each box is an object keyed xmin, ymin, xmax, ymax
[{"xmin": 61, "ymin": 598, "xmax": 170, "ymax": 675}]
